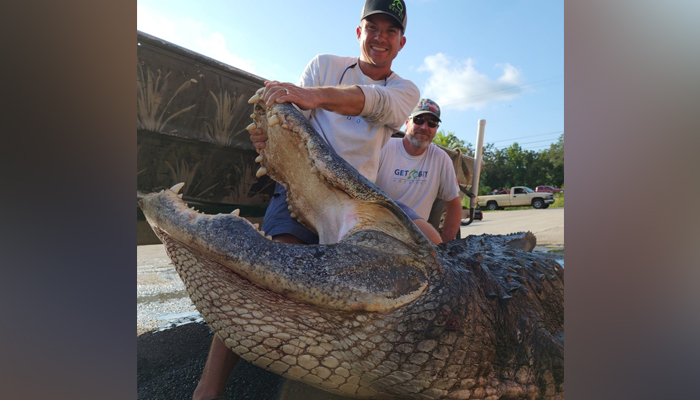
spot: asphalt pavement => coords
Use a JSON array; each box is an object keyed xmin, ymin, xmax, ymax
[{"xmin": 460, "ymin": 207, "xmax": 563, "ymax": 247}]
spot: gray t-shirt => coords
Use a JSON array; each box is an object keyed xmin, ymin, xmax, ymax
[{"xmin": 376, "ymin": 138, "xmax": 460, "ymax": 220}]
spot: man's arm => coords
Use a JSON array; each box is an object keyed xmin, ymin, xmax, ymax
[
  {"xmin": 263, "ymin": 81, "xmax": 365, "ymax": 116},
  {"xmin": 441, "ymin": 196, "xmax": 462, "ymax": 243},
  {"xmin": 248, "ymin": 81, "xmax": 365, "ymax": 151}
]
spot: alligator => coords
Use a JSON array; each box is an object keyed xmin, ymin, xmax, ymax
[{"xmin": 139, "ymin": 88, "xmax": 564, "ymax": 399}]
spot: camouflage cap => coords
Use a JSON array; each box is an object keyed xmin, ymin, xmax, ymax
[
  {"xmin": 410, "ymin": 98, "xmax": 441, "ymax": 122},
  {"xmin": 361, "ymin": 0, "xmax": 407, "ymax": 32}
]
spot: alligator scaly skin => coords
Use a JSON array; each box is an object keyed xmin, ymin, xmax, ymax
[{"xmin": 139, "ymin": 89, "xmax": 564, "ymax": 399}]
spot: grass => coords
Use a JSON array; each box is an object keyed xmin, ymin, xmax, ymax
[
  {"xmin": 551, "ymin": 192, "xmax": 565, "ymax": 207},
  {"xmin": 478, "ymin": 192, "xmax": 564, "ymax": 211}
]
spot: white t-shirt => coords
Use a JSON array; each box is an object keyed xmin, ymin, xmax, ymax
[
  {"xmin": 376, "ymin": 138, "xmax": 460, "ymax": 220},
  {"xmin": 298, "ymin": 54, "xmax": 419, "ymax": 183}
]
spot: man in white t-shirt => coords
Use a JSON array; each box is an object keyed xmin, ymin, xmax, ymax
[
  {"xmin": 376, "ymin": 98, "xmax": 462, "ymax": 243},
  {"xmin": 194, "ymin": 1, "xmax": 420, "ymax": 399},
  {"xmin": 248, "ymin": 1, "xmax": 420, "ymax": 247}
]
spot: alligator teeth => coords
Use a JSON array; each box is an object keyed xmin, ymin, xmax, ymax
[
  {"xmin": 268, "ymin": 115, "xmax": 280, "ymax": 126},
  {"xmin": 310, "ymin": 166, "xmax": 318, "ymax": 174},
  {"xmin": 248, "ymin": 93, "xmax": 261, "ymax": 104},
  {"xmin": 250, "ymin": 113, "xmax": 257, "ymax": 119},
  {"xmin": 289, "ymin": 212, "xmax": 297, "ymax": 219},
  {"xmin": 253, "ymin": 223, "xmax": 259, "ymax": 230},
  {"xmin": 178, "ymin": 194, "xmax": 183, "ymax": 199},
  {"xmin": 255, "ymin": 154, "xmax": 264, "ymax": 163},
  {"xmin": 260, "ymin": 230, "xmax": 265, "ymax": 235},
  {"xmin": 231, "ymin": 209, "xmax": 240, "ymax": 216},
  {"xmin": 266, "ymin": 235, "xmax": 272, "ymax": 240},
  {"xmin": 246, "ymin": 122, "xmax": 257, "ymax": 131},
  {"xmin": 256, "ymin": 167, "xmax": 267, "ymax": 178},
  {"xmin": 282, "ymin": 124, "xmax": 289, "ymax": 129},
  {"xmin": 170, "ymin": 182, "xmax": 185, "ymax": 194}
]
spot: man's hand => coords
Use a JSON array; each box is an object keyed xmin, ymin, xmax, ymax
[
  {"xmin": 441, "ymin": 197, "xmax": 463, "ymax": 243},
  {"xmin": 247, "ymin": 81, "xmax": 317, "ymax": 152},
  {"xmin": 248, "ymin": 126, "xmax": 268, "ymax": 153},
  {"xmin": 262, "ymin": 80, "xmax": 316, "ymax": 110}
]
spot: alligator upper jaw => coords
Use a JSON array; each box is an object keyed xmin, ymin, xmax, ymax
[
  {"xmin": 247, "ymin": 91, "xmax": 434, "ymax": 251},
  {"xmin": 139, "ymin": 186, "xmax": 431, "ymax": 312}
]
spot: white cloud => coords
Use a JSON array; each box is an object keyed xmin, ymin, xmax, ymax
[
  {"xmin": 418, "ymin": 53, "xmax": 524, "ymax": 111},
  {"xmin": 194, "ymin": 32, "xmax": 258, "ymax": 75},
  {"xmin": 137, "ymin": 5, "xmax": 258, "ymax": 75}
]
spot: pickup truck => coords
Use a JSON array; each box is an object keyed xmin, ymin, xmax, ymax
[
  {"xmin": 477, "ymin": 186, "xmax": 554, "ymax": 210},
  {"xmin": 535, "ymin": 185, "xmax": 564, "ymax": 194}
]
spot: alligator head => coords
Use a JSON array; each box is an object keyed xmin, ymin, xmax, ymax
[{"xmin": 139, "ymin": 88, "xmax": 564, "ymax": 399}]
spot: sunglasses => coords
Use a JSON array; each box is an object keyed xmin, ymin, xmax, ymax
[{"xmin": 411, "ymin": 115, "xmax": 439, "ymax": 128}]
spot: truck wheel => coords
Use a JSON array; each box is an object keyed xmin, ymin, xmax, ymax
[
  {"xmin": 543, "ymin": 204, "xmax": 550, "ymax": 209},
  {"xmin": 486, "ymin": 202, "xmax": 498, "ymax": 211},
  {"xmin": 532, "ymin": 199, "xmax": 544, "ymax": 209}
]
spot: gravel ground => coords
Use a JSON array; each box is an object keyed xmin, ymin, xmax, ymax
[{"xmin": 137, "ymin": 247, "xmax": 201, "ymax": 335}]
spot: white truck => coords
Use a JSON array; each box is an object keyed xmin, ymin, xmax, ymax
[{"xmin": 477, "ymin": 186, "xmax": 554, "ymax": 210}]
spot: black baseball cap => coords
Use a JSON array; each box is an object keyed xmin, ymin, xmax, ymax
[{"xmin": 361, "ymin": 0, "xmax": 407, "ymax": 32}]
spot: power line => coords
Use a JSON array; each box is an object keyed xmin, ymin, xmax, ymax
[
  {"xmin": 492, "ymin": 138, "xmax": 562, "ymax": 150},
  {"xmin": 490, "ymin": 130, "xmax": 563, "ymax": 143},
  {"xmin": 489, "ymin": 135, "xmax": 565, "ymax": 152}
]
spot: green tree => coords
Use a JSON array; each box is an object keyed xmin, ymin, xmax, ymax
[
  {"xmin": 480, "ymin": 143, "xmax": 511, "ymax": 191},
  {"xmin": 542, "ymin": 134, "xmax": 564, "ymax": 187},
  {"xmin": 433, "ymin": 130, "xmax": 474, "ymax": 156},
  {"xmin": 434, "ymin": 130, "xmax": 564, "ymax": 193},
  {"xmin": 481, "ymin": 142, "xmax": 558, "ymax": 190}
]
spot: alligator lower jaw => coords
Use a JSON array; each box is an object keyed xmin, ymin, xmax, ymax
[{"xmin": 139, "ymin": 187, "xmax": 432, "ymax": 313}]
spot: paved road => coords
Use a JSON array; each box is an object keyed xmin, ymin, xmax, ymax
[{"xmin": 460, "ymin": 207, "xmax": 563, "ymax": 247}]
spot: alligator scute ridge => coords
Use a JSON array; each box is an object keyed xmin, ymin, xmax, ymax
[{"xmin": 139, "ymin": 89, "xmax": 564, "ymax": 399}]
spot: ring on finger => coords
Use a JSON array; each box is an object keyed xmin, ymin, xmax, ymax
[{"xmin": 284, "ymin": 88, "xmax": 289, "ymax": 95}]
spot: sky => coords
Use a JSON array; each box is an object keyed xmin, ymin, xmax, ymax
[{"xmin": 137, "ymin": 0, "xmax": 563, "ymax": 152}]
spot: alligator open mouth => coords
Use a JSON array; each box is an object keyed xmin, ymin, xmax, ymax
[{"xmin": 139, "ymin": 89, "xmax": 564, "ymax": 399}]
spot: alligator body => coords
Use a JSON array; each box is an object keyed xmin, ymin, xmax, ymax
[{"xmin": 139, "ymin": 88, "xmax": 564, "ymax": 399}]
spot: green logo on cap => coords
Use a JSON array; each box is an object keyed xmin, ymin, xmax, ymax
[{"xmin": 390, "ymin": 0, "xmax": 404, "ymax": 19}]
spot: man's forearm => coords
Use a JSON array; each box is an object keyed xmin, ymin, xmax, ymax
[
  {"xmin": 441, "ymin": 197, "xmax": 463, "ymax": 243},
  {"xmin": 311, "ymin": 86, "xmax": 365, "ymax": 116}
]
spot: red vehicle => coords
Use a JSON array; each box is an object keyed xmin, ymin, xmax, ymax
[{"xmin": 535, "ymin": 185, "xmax": 564, "ymax": 194}]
